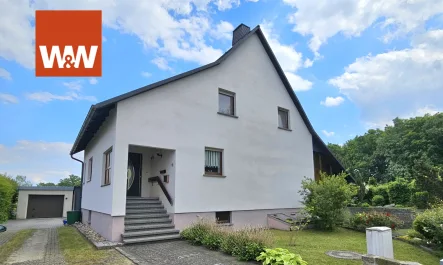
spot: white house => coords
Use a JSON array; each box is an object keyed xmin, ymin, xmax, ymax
[{"xmin": 70, "ymin": 24, "xmax": 344, "ymax": 244}]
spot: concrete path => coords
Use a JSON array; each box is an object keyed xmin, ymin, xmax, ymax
[
  {"xmin": 0, "ymin": 218, "xmax": 64, "ymax": 232},
  {"xmin": 118, "ymin": 240, "xmax": 255, "ymax": 265},
  {"xmin": 5, "ymin": 228, "xmax": 66, "ymax": 265}
]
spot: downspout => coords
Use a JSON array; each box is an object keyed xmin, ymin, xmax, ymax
[{"xmin": 71, "ymin": 154, "xmax": 84, "ymax": 211}]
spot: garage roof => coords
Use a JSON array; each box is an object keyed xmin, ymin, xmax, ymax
[{"xmin": 18, "ymin": 186, "xmax": 74, "ymax": 191}]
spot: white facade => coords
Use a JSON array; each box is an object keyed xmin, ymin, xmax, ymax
[
  {"xmin": 112, "ymin": 33, "xmax": 314, "ymax": 215},
  {"xmin": 82, "ymin": 109, "xmax": 116, "ymax": 215}
]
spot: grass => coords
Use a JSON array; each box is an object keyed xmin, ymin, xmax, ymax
[
  {"xmin": 0, "ymin": 229, "xmax": 35, "ymax": 264},
  {"xmin": 271, "ymin": 228, "xmax": 441, "ymax": 265},
  {"xmin": 57, "ymin": 226, "xmax": 132, "ymax": 265}
]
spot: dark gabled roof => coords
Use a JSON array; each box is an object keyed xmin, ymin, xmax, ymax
[{"xmin": 70, "ymin": 25, "xmax": 344, "ymax": 171}]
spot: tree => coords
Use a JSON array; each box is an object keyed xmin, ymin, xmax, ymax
[
  {"xmin": 37, "ymin": 182, "xmax": 56, "ymax": 187},
  {"xmin": 58, "ymin": 174, "xmax": 81, "ymax": 187},
  {"xmin": 14, "ymin": 175, "xmax": 32, "ymax": 187}
]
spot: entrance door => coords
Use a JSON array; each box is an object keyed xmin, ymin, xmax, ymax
[
  {"xmin": 127, "ymin": 152, "xmax": 142, "ymax": 197},
  {"xmin": 27, "ymin": 195, "xmax": 64, "ymax": 218}
]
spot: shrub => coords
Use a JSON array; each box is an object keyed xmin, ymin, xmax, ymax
[
  {"xmin": 0, "ymin": 174, "xmax": 18, "ymax": 223},
  {"xmin": 411, "ymin": 191, "xmax": 430, "ymax": 209},
  {"xmin": 361, "ymin": 202, "xmax": 371, "ymax": 207},
  {"xmin": 226, "ymin": 227, "xmax": 273, "ymax": 261},
  {"xmin": 350, "ymin": 211, "xmax": 404, "ymax": 231},
  {"xmin": 388, "ymin": 178, "xmax": 412, "ymax": 205},
  {"xmin": 372, "ymin": 195, "xmax": 385, "ymax": 206},
  {"xmin": 180, "ymin": 219, "xmax": 213, "ymax": 245},
  {"xmin": 181, "ymin": 220, "xmax": 273, "ymax": 261},
  {"xmin": 256, "ymin": 248, "xmax": 308, "ymax": 265},
  {"xmin": 413, "ymin": 206, "xmax": 443, "ymax": 247},
  {"xmin": 299, "ymin": 172, "xmax": 356, "ymax": 230},
  {"xmin": 371, "ymin": 184, "xmax": 390, "ymax": 205},
  {"xmin": 368, "ymin": 177, "xmax": 377, "ymax": 186}
]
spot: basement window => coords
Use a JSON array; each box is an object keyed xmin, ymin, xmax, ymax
[{"xmin": 216, "ymin": 211, "xmax": 231, "ymax": 224}]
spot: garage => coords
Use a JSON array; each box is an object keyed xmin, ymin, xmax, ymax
[{"xmin": 17, "ymin": 186, "xmax": 74, "ymax": 219}]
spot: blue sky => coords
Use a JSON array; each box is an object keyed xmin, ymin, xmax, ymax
[{"xmin": 1, "ymin": 0, "xmax": 442, "ymax": 184}]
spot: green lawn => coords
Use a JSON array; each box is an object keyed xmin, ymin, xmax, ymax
[
  {"xmin": 0, "ymin": 229, "xmax": 35, "ymax": 264},
  {"xmin": 57, "ymin": 226, "xmax": 132, "ymax": 265},
  {"xmin": 271, "ymin": 229, "xmax": 441, "ymax": 265}
]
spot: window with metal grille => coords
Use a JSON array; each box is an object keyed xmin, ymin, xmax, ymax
[{"xmin": 205, "ymin": 148, "xmax": 223, "ymax": 175}]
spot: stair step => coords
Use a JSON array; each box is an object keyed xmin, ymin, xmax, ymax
[
  {"xmin": 123, "ymin": 234, "xmax": 181, "ymax": 244},
  {"xmin": 127, "ymin": 197, "xmax": 159, "ymax": 201},
  {"xmin": 122, "ymin": 229, "xmax": 179, "ymax": 238},
  {"xmin": 126, "ymin": 204, "xmax": 163, "ymax": 209},
  {"xmin": 125, "ymin": 223, "xmax": 175, "ymax": 232},
  {"xmin": 126, "ymin": 209, "xmax": 166, "ymax": 214},
  {"xmin": 125, "ymin": 213, "xmax": 169, "ymax": 219},
  {"xmin": 126, "ymin": 200, "xmax": 161, "ymax": 205},
  {"xmin": 125, "ymin": 218, "xmax": 172, "ymax": 225}
]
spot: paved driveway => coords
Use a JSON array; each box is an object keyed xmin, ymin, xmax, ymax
[
  {"xmin": 1, "ymin": 218, "xmax": 64, "ymax": 232},
  {"xmin": 118, "ymin": 240, "xmax": 256, "ymax": 265},
  {"xmin": 0, "ymin": 218, "xmax": 66, "ymax": 264}
]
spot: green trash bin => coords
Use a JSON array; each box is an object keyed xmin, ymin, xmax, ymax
[{"xmin": 67, "ymin": 211, "xmax": 81, "ymax": 225}]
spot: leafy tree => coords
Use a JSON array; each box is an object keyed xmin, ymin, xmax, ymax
[
  {"xmin": 14, "ymin": 175, "xmax": 32, "ymax": 187},
  {"xmin": 57, "ymin": 174, "xmax": 81, "ymax": 187},
  {"xmin": 37, "ymin": 182, "xmax": 56, "ymax": 187}
]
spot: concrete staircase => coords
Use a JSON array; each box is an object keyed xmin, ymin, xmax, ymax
[{"xmin": 122, "ymin": 197, "xmax": 180, "ymax": 244}]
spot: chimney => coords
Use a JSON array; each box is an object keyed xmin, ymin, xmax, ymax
[{"xmin": 232, "ymin": 24, "xmax": 250, "ymax": 46}]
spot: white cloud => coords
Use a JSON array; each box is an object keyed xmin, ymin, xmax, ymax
[
  {"xmin": 285, "ymin": 72, "xmax": 312, "ymax": 91},
  {"xmin": 210, "ymin": 20, "xmax": 234, "ymax": 40},
  {"xmin": 283, "ymin": 0, "xmax": 443, "ymax": 54},
  {"xmin": 89, "ymin": 78, "xmax": 98, "ymax": 85},
  {"xmin": 0, "ymin": 140, "xmax": 82, "ymax": 184},
  {"xmin": 0, "ymin": 67, "xmax": 12, "ymax": 80},
  {"xmin": 321, "ymin": 96, "xmax": 345, "ymax": 107},
  {"xmin": 0, "ymin": 0, "xmax": 34, "ymax": 68},
  {"xmin": 0, "ymin": 93, "xmax": 18, "ymax": 104},
  {"xmin": 261, "ymin": 21, "xmax": 312, "ymax": 91},
  {"xmin": 303, "ymin": 58, "xmax": 313, "ymax": 68},
  {"xmin": 151, "ymin": 57, "xmax": 172, "ymax": 71},
  {"xmin": 322, "ymin": 130, "xmax": 335, "ymax": 137},
  {"xmin": 0, "ymin": 0, "xmax": 243, "ymax": 70},
  {"xmin": 329, "ymin": 29, "xmax": 443, "ymax": 126},
  {"xmin": 62, "ymin": 80, "xmax": 83, "ymax": 91},
  {"xmin": 215, "ymin": 0, "xmax": 240, "ymax": 10},
  {"xmin": 141, "ymin": 71, "xmax": 152, "ymax": 78},
  {"xmin": 26, "ymin": 91, "xmax": 97, "ymax": 103}
]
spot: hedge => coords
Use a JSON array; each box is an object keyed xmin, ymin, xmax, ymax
[{"xmin": 0, "ymin": 174, "xmax": 17, "ymax": 223}]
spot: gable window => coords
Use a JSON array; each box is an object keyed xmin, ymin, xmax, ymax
[
  {"xmin": 278, "ymin": 107, "xmax": 290, "ymax": 130},
  {"xmin": 103, "ymin": 148, "xmax": 112, "ymax": 186},
  {"xmin": 218, "ymin": 89, "xmax": 235, "ymax": 116},
  {"xmin": 205, "ymin": 148, "xmax": 223, "ymax": 175},
  {"xmin": 87, "ymin": 157, "xmax": 93, "ymax": 182}
]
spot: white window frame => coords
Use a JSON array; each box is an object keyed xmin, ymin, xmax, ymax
[
  {"xmin": 103, "ymin": 147, "xmax": 112, "ymax": 186},
  {"xmin": 278, "ymin": 107, "xmax": 290, "ymax": 130},
  {"xmin": 87, "ymin": 157, "xmax": 93, "ymax": 182},
  {"xmin": 218, "ymin": 88, "xmax": 236, "ymax": 117},
  {"xmin": 204, "ymin": 147, "xmax": 224, "ymax": 176}
]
